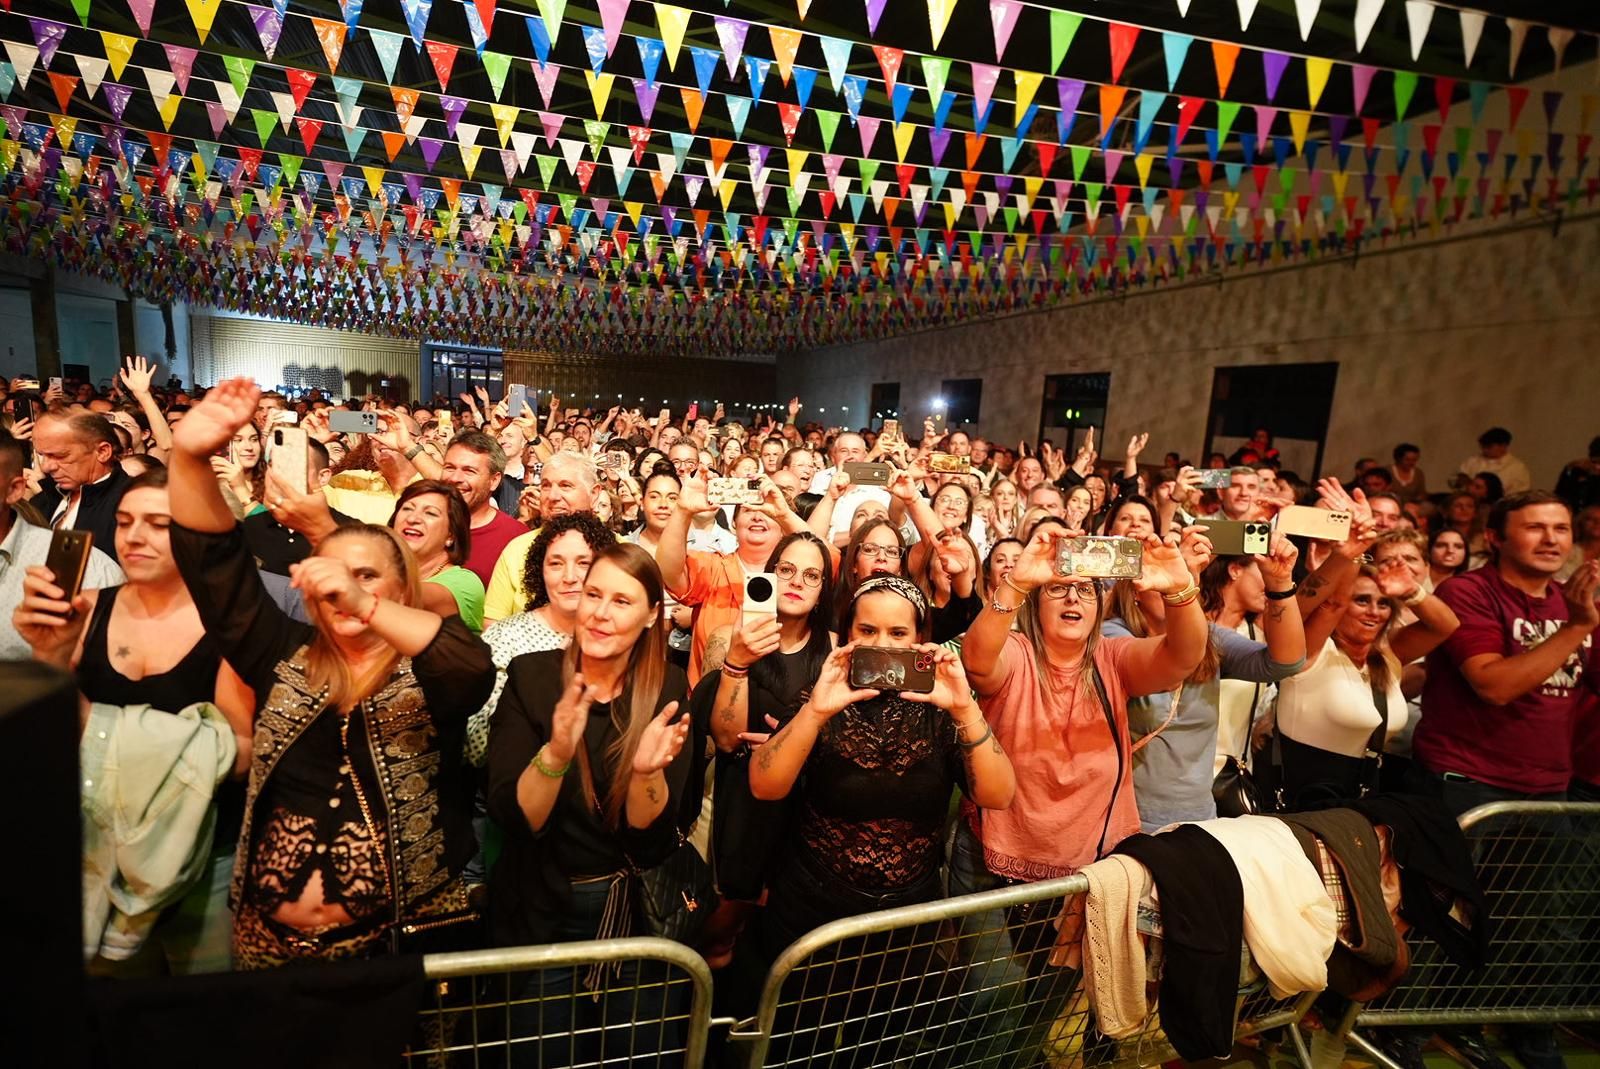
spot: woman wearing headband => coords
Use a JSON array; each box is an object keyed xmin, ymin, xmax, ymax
[{"xmin": 745, "ymin": 574, "xmax": 1015, "ymax": 1064}]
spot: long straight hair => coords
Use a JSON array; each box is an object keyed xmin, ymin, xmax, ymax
[
  {"xmin": 1015, "ymin": 581, "xmax": 1105, "ymax": 701},
  {"xmin": 1108, "ymin": 579, "xmax": 1221, "ymax": 685},
  {"xmin": 832, "ymin": 516, "xmax": 905, "ymax": 625},
  {"xmin": 750, "ymin": 532, "xmax": 835, "ymax": 705},
  {"xmin": 303, "ymin": 525, "xmax": 424, "ymax": 711},
  {"xmin": 561, "ymin": 542, "xmax": 668, "ymax": 828}
]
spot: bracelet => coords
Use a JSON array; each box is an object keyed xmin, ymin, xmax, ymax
[
  {"xmin": 1161, "ymin": 582, "xmax": 1201, "ymax": 606},
  {"xmin": 720, "ymin": 661, "xmax": 750, "ymax": 678},
  {"xmin": 957, "ymin": 721, "xmax": 994, "ymax": 750},
  {"xmin": 404, "ymin": 443, "xmax": 423, "ymax": 460},
  {"xmin": 1001, "ymin": 574, "xmax": 1030, "ymax": 598},
  {"xmin": 530, "ymin": 746, "xmax": 570, "ymax": 778},
  {"xmin": 357, "ymin": 595, "xmax": 381, "ymax": 626},
  {"xmin": 1404, "ymin": 587, "xmax": 1429, "ymax": 607},
  {"xmin": 1265, "ymin": 584, "xmax": 1299, "ymax": 601}
]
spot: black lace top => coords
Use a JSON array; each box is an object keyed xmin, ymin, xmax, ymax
[{"xmin": 795, "ymin": 695, "xmax": 968, "ymax": 891}]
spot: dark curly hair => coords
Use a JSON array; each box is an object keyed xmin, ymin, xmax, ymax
[{"xmin": 521, "ymin": 512, "xmax": 617, "ymax": 612}]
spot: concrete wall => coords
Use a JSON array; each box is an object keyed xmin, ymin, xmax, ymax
[{"xmin": 778, "ymin": 211, "xmax": 1600, "ymax": 488}]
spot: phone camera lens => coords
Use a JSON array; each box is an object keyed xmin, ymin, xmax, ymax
[{"xmin": 748, "ymin": 577, "xmax": 774, "ymax": 600}]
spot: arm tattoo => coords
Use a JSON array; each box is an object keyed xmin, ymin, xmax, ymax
[
  {"xmin": 1266, "ymin": 603, "xmax": 1286, "ymax": 622},
  {"xmin": 644, "ymin": 781, "xmax": 659, "ymax": 803},
  {"xmin": 717, "ymin": 679, "xmax": 744, "ymax": 727},
  {"xmin": 756, "ymin": 730, "xmax": 784, "ymax": 770},
  {"xmin": 989, "ymin": 736, "xmax": 1005, "ymax": 756},
  {"xmin": 1303, "ymin": 573, "xmax": 1327, "ymax": 595}
]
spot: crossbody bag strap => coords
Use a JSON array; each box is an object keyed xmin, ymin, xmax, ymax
[
  {"xmin": 1090, "ymin": 658, "xmax": 1124, "ymax": 860},
  {"xmin": 1244, "ymin": 619, "xmax": 1263, "ymax": 751},
  {"xmin": 1361, "ymin": 661, "xmax": 1389, "ymax": 795}
]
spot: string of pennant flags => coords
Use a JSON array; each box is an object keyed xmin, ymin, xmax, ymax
[{"xmin": 0, "ymin": 0, "xmax": 1594, "ymax": 355}]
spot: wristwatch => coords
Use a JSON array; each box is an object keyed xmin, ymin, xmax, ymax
[{"xmin": 404, "ymin": 443, "xmax": 424, "ymax": 460}]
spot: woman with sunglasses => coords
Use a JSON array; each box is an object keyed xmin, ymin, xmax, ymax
[{"xmin": 948, "ymin": 520, "xmax": 1210, "ymax": 1064}]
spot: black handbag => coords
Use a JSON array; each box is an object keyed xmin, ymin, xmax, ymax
[
  {"xmin": 1264, "ymin": 662, "xmax": 1390, "ymax": 812},
  {"xmin": 1211, "ymin": 621, "xmax": 1271, "ymax": 817},
  {"xmin": 576, "ymin": 741, "xmax": 714, "ymax": 947}
]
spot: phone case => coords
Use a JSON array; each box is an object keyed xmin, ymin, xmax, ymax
[
  {"xmin": 848, "ymin": 647, "xmax": 936, "ymax": 693},
  {"xmin": 1196, "ymin": 469, "xmax": 1235, "ymax": 489},
  {"xmin": 1058, "ymin": 536, "xmax": 1143, "ymax": 578},
  {"xmin": 842, "ymin": 461, "xmax": 892, "ymax": 487},
  {"xmin": 1274, "ymin": 506, "xmax": 1352, "ymax": 541},
  {"xmin": 1197, "ymin": 520, "xmax": 1271, "ymax": 555},
  {"xmin": 44, "ymin": 529, "xmax": 93, "ymax": 609},
  {"xmin": 928, "ymin": 453, "xmax": 970, "ymax": 473},
  {"xmin": 269, "ymin": 427, "xmax": 310, "ymax": 495},
  {"xmin": 707, "ymin": 477, "xmax": 763, "ymax": 505}
]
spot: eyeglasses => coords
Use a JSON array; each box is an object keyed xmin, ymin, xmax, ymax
[
  {"xmin": 775, "ymin": 562, "xmax": 824, "ymax": 588},
  {"xmin": 858, "ymin": 544, "xmax": 904, "ymax": 561},
  {"xmin": 1042, "ymin": 580, "xmax": 1100, "ymax": 601}
]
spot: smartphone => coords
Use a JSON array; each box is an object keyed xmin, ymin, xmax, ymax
[
  {"xmin": 928, "ymin": 453, "xmax": 970, "ymax": 474},
  {"xmin": 329, "ymin": 410, "xmax": 378, "ymax": 434},
  {"xmin": 927, "ymin": 412, "xmax": 947, "ymax": 436},
  {"xmin": 436, "ymin": 411, "xmax": 454, "ymax": 438},
  {"xmin": 685, "ymin": 401, "xmax": 700, "ymax": 423},
  {"xmin": 48, "ymin": 376, "xmax": 63, "ymax": 394},
  {"xmin": 1196, "ymin": 468, "xmax": 1235, "ymax": 490},
  {"xmin": 1057, "ymin": 535, "xmax": 1143, "ymax": 578},
  {"xmin": 848, "ymin": 646, "xmax": 936, "ymax": 694},
  {"xmin": 506, "ymin": 383, "xmax": 529, "ymax": 420},
  {"xmin": 269, "ymin": 425, "xmax": 310, "ymax": 495},
  {"xmin": 842, "ymin": 461, "xmax": 893, "ymax": 487},
  {"xmin": 1274, "ymin": 506, "xmax": 1352, "ymax": 542},
  {"xmin": 43, "ymin": 528, "xmax": 93, "ymax": 619},
  {"xmin": 707, "ymin": 477, "xmax": 763, "ymax": 506},
  {"xmin": 658, "ymin": 407, "xmax": 670, "ymax": 426},
  {"xmin": 214, "ymin": 440, "xmax": 235, "ymax": 463},
  {"xmin": 532, "ymin": 461, "xmax": 543, "ymax": 486},
  {"xmin": 881, "ymin": 418, "xmax": 900, "ymax": 442},
  {"xmin": 597, "ymin": 452, "xmax": 624, "ymax": 473},
  {"xmin": 270, "ymin": 410, "xmax": 299, "ymax": 425},
  {"xmin": 742, "ymin": 572, "xmax": 778, "ymax": 621},
  {"xmin": 1196, "ymin": 519, "xmax": 1272, "ymax": 555}
]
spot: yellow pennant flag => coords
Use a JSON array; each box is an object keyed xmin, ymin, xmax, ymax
[
  {"xmin": 927, "ymin": 0, "xmax": 958, "ymax": 49},
  {"xmin": 785, "ymin": 148, "xmax": 809, "ymax": 180},
  {"xmin": 461, "ymin": 144, "xmax": 482, "ymax": 178},
  {"xmin": 1331, "ymin": 171, "xmax": 1349, "ymax": 201},
  {"xmin": 718, "ymin": 178, "xmax": 737, "ymax": 208},
  {"xmin": 1288, "ymin": 111, "xmax": 1310, "ymax": 154},
  {"xmin": 0, "ymin": 140, "xmax": 19, "ymax": 176},
  {"xmin": 363, "ymin": 165, "xmax": 385, "ymax": 197},
  {"xmin": 1022, "ymin": 175, "xmax": 1043, "ymax": 212},
  {"xmin": 1304, "ymin": 57, "xmax": 1332, "ymax": 110},
  {"xmin": 101, "ymin": 32, "xmax": 136, "ymax": 80},
  {"xmin": 893, "ymin": 121, "xmax": 915, "ymax": 162},
  {"xmin": 1133, "ymin": 152, "xmax": 1153, "ymax": 188},
  {"xmin": 491, "ymin": 103, "xmax": 518, "ymax": 146},
  {"xmin": 624, "ymin": 200, "xmax": 643, "ymax": 226},
  {"xmin": 1013, "ymin": 70, "xmax": 1043, "ymax": 127},
  {"xmin": 158, "ymin": 93, "xmax": 182, "ymax": 130},
  {"xmin": 943, "ymin": 200, "xmax": 957, "ymax": 229},
  {"xmin": 586, "ymin": 71, "xmax": 615, "ymax": 118},
  {"xmin": 185, "ymin": 0, "xmax": 224, "ymax": 43},
  {"xmin": 655, "ymin": 4, "xmax": 691, "ymax": 71},
  {"xmin": 51, "ymin": 115, "xmax": 78, "ymax": 150}
]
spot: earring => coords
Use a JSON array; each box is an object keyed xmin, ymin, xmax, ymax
[{"xmin": 446, "ymin": 539, "xmax": 454, "ymax": 548}]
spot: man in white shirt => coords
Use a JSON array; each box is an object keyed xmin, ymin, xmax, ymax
[
  {"xmin": 1460, "ymin": 426, "xmax": 1532, "ymax": 495},
  {"xmin": 808, "ymin": 432, "xmax": 891, "ymax": 541}
]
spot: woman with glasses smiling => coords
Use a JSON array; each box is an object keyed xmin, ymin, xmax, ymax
[
  {"xmin": 947, "ymin": 517, "xmax": 1211, "ymax": 1066},
  {"xmin": 832, "ymin": 516, "xmax": 907, "ymax": 626}
]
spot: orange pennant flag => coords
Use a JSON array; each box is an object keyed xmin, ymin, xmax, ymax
[
  {"xmin": 679, "ymin": 86, "xmax": 704, "ymax": 132},
  {"xmin": 1098, "ymin": 85, "xmax": 1127, "ymax": 140},
  {"xmin": 1211, "ymin": 41, "xmax": 1240, "ymax": 98},
  {"xmin": 382, "ymin": 131, "xmax": 406, "ymax": 161},
  {"xmin": 708, "ymin": 137, "xmax": 733, "ymax": 173},
  {"xmin": 769, "ymin": 27, "xmax": 802, "ymax": 85},
  {"xmin": 310, "ymin": 18, "xmax": 348, "ymax": 73},
  {"xmin": 48, "ymin": 72, "xmax": 79, "ymax": 113}
]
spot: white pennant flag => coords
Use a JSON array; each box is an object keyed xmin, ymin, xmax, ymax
[
  {"xmin": 1459, "ymin": 10, "xmax": 1485, "ymax": 66},
  {"xmin": 1506, "ymin": 18, "xmax": 1529, "ymax": 79},
  {"xmin": 1175, "ymin": 0, "xmax": 1192, "ymax": 16},
  {"xmin": 1548, "ymin": 27, "xmax": 1575, "ymax": 69},
  {"xmin": 1293, "ymin": 0, "xmax": 1320, "ymax": 40},
  {"xmin": 1353, "ymin": 0, "xmax": 1383, "ymax": 52},
  {"xmin": 1403, "ymin": 1, "xmax": 1433, "ymax": 61},
  {"xmin": 4, "ymin": 41, "xmax": 39, "ymax": 88},
  {"xmin": 76, "ymin": 55, "xmax": 108, "ymax": 99},
  {"xmin": 143, "ymin": 67, "xmax": 176, "ymax": 110},
  {"xmin": 213, "ymin": 79, "xmax": 243, "ymax": 124},
  {"xmin": 1236, "ymin": 0, "xmax": 1259, "ymax": 31},
  {"xmin": 270, "ymin": 91, "xmax": 296, "ymax": 130}
]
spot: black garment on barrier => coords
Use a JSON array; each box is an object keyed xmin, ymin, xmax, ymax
[
  {"xmin": 86, "ymin": 954, "xmax": 427, "ymax": 1069},
  {"xmin": 1112, "ymin": 824, "xmax": 1244, "ymax": 1061},
  {"xmin": 1348, "ymin": 793, "xmax": 1490, "ymax": 968}
]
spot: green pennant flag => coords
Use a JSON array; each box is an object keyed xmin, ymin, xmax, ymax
[
  {"xmin": 513, "ymin": 200, "xmax": 528, "ymax": 224},
  {"xmin": 1069, "ymin": 145, "xmax": 1090, "ymax": 180},
  {"xmin": 787, "ymin": 187, "xmax": 804, "ymax": 214},
  {"xmin": 1215, "ymin": 101, "xmax": 1242, "ymax": 146},
  {"xmin": 1454, "ymin": 126, "xmax": 1471, "ymax": 159},
  {"xmin": 1002, "ymin": 207, "xmax": 1018, "ymax": 233},
  {"xmin": 920, "ymin": 56, "xmax": 951, "ymax": 106},
  {"xmin": 1393, "ymin": 71, "xmax": 1418, "ymax": 121},
  {"xmin": 238, "ymin": 191, "xmax": 254, "ymax": 216},
  {"xmin": 278, "ymin": 149, "xmax": 302, "ymax": 185},
  {"xmin": 557, "ymin": 192, "xmax": 578, "ymax": 219},
  {"xmin": 482, "ymin": 52, "xmax": 512, "ymax": 100},
  {"xmin": 70, "ymin": 0, "xmax": 90, "ymax": 25},
  {"xmin": 859, "ymin": 159, "xmax": 880, "ymax": 186},
  {"xmin": 223, "ymin": 55, "xmax": 256, "ymax": 99},
  {"xmin": 584, "ymin": 119, "xmax": 608, "ymax": 158},
  {"xmin": 1049, "ymin": 11, "xmax": 1083, "ymax": 74},
  {"xmin": 251, "ymin": 108, "xmax": 278, "ymax": 146},
  {"xmin": 815, "ymin": 110, "xmax": 840, "ymax": 153},
  {"xmin": 537, "ymin": 155, "xmax": 558, "ymax": 186}
]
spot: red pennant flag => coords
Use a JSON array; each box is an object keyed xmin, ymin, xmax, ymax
[
  {"xmin": 1036, "ymin": 141, "xmax": 1057, "ymax": 175},
  {"xmin": 1421, "ymin": 124, "xmax": 1441, "ymax": 156},
  {"xmin": 1106, "ymin": 23, "xmax": 1139, "ymax": 84},
  {"xmin": 1176, "ymin": 96, "xmax": 1204, "ymax": 144},
  {"xmin": 872, "ymin": 45, "xmax": 905, "ymax": 95},
  {"xmin": 48, "ymin": 72, "xmax": 78, "ymax": 112},
  {"xmin": 426, "ymin": 41, "xmax": 459, "ymax": 90},
  {"xmin": 296, "ymin": 116, "xmax": 324, "ymax": 153},
  {"xmin": 287, "ymin": 68, "xmax": 317, "ymax": 110},
  {"xmin": 895, "ymin": 163, "xmax": 913, "ymax": 196},
  {"xmin": 776, "ymin": 102, "xmax": 803, "ymax": 146},
  {"xmin": 148, "ymin": 132, "xmax": 172, "ymax": 167},
  {"xmin": 1506, "ymin": 86, "xmax": 1529, "ymax": 131},
  {"xmin": 474, "ymin": 0, "xmax": 497, "ymax": 36},
  {"xmin": 1433, "ymin": 77, "xmax": 1456, "ymax": 124},
  {"xmin": 237, "ymin": 147, "xmax": 263, "ymax": 180}
]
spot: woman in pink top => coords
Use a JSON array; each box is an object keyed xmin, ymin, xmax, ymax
[{"xmin": 946, "ymin": 518, "xmax": 1211, "ymax": 1066}]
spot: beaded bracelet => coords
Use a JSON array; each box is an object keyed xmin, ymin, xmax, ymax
[{"xmin": 530, "ymin": 747, "xmax": 570, "ymax": 778}]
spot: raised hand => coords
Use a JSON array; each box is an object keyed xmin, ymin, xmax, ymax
[
  {"xmin": 1133, "ymin": 531, "xmax": 1194, "ymax": 595},
  {"xmin": 1373, "ymin": 555, "xmax": 1421, "ymax": 601},
  {"xmin": 810, "ymin": 644, "xmax": 882, "ymax": 718},
  {"xmin": 677, "ymin": 466, "xmax": 717, "ymax": 514},
  {"xmin": 172, "ymin": 377, "xmax": 259, "ymax": 456},
  {"xmin": 120, "ymin": 355, "xmax": 157, "ymax": 396},
  {"xmin": 1561, "ymin": 561, "xmax": 1600, "ymax": 632},
  {"xmin": 264, "ymin": 467, "xmax": 335, "ymax": 538},
  {"xmin": 1010, "ymin": 524, "xmax": 1079, "ymax": 591},
  {"xmin": 1254, "ymin": 534, "xmax": 1300, "ymax": 589},
  {"xmin": 898, "ymin": 645, "xmax": 976, "ymax": 713},
  {"xmin": 301, "ymin": 408, "xmax": 334, "ymax": 444},
  {"xmin": 289, "ymin": 555, "xmax": 372, "ymax": 618},
  {"xmin": 633, "ymin": 701, "xmax": 690, "ymax": 774},
  {"xmin": 728, "ymin": 615, "xmax": 782, "ymax": 668},
  {"xmin": 737, "ymin": 713, "xmax": 783, "ymax": 748},
  {"xmin": 1125, "ymin": 432, "xmax": 1150, "ymax": 460},
  {"xmin": 825, "ymin": 470, "xmax": 852, "ymax": 500},
  {"xmin": 547, "ymin": 674, "xmax": 595, "ymax": 763},
  {"xmin": 1176, "ymin": 524, "xmax": 1216, "ymax": 580},
  {"xmin": 7, "ymin": 415, "xmax": 32, "ymax": 441}
]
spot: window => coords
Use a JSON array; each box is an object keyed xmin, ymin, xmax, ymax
[
  {"xmin": 869, "ymin": 382, "xmax": 901, "ymax": 428},
  {"xmin": 1204, "ymin": 362, "xmax": 1339, "ymax": 478},
  {"xmin": 1039, "ymin": 372, "xmax": 1110, "ymax": 453},
  {"xmin": 425, "ymin": 343, "xmax": 504, "ymax": 403},
  {"xmin": 939, "ymin": 378, "xmax": 982, "ymax": 427}
]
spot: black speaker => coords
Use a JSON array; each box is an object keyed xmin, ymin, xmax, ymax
[{"xmin": 0, "ymin": 661, "xmax": 83, "ymax": 1068}]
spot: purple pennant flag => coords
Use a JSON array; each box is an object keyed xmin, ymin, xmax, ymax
[
  {"xmin": 30, "ymin": 19, "xmax": 69, "ymax": 69},
  {"xmin": 632, "ymin": 78, "xmax": 660, "ymax": 124},
  {"xmin": 163, "ymin": 44, "xmax": 198, "ymax": 94},
  {"xmin": 747, "ymin": 143, "xmax": 770, "ymax": 174},
  {"xmin": 995, "ymin": 175, "xmax": 1014, "ymax": 199},
  {"xmin": 439, "ymin": 95, "xmax": 468, "ymax": 137},
  {"xmin": 103, "ymin": 83, "xmax": 133, "ymax": 122},
  {"xmin": 419, "ymin": 137, "xmax": 443, "ymax": 170},
  {"xmin": 1261, "ymin": 51, "xmax": 1289, "ymax": 104},
  {"xmin": 1543, "ymin": 91, "xmax": 1562, "ymax": 127},
  {"xmin": 864, "ymin": 0, "xmax": 888, "ymax": 35},
  {"xmin": 1327, "ymin": 114, "xmax": 1347, "ymax": 152},
  {"xmin": 661, "ymin": 205, "xmax": 676, "ymax": 230},
  {"xmin": 101, "ymin": 124, "xmax": 124, "ymax": 159},
  {"xmin": 246, "ymin": 4, "xmax": 285, "ymax": 59},
  {"xmin": 713, "ymin": 17, "xmax": 748, "ymax": 79},
  {"xmin": 1058, "ymin": 77, "xmax": 1087, "ymax": 122},
  {"xmin": 0, "ymin": 107, "xmax": 22, "ymax": 140},
  {"xmin": 928, "ymin": 127, "xmax": 951, "ymax": 166},
  {"xmin": 404, "ymin": 172, "xmax": 422, "ymax": 200}
]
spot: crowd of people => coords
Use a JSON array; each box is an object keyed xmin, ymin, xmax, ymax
[{"xmin": 3, "ymin": 362, "xmax": 1598, "ymax": 1068}]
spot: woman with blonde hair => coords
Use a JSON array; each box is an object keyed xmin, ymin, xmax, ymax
[{"xmin": 163, "ymin": 378, "xmax": 493, "ymax": 968}]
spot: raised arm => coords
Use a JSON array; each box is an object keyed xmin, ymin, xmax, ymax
[
  {"xmin": 961, "ymin": 525, "xmax": 1071, "ymax": 696},
  {"xmin": 806, "ymin": 470, "xmax": 851, "ymax": 539},
  {"xmin": 658, "ymin": 466, "xmax": 716, "ymax": 596},
  {"xmin": 502, "ymin": 672, "xmax": 591, "ymax": 836},
  {"xmin": 289, "ymin": 555, "xmax": 444, "ymax": 656},
  {"xmin": 1115, "ymin": 529, "xmax": 1212, "ymax": 695},
  {"xmin": 1253, "ymin": 534, "xmax": 1308, "ymax": 667},
  {"xmin": 168, "ymin": 377, "xmax": 259, "ymax": 533},
  {"xmin": 119, "ymin": 357, "xmax": 172, "ymax": 460},
  {"xmin": 708, "ymin": 618, "xmax": 782, "ymax": 752},
  {"xmin": 1371, "ymin": 558, "xmax": 1462, "ymax": 664}
]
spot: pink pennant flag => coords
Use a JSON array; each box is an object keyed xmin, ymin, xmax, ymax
[
  {"xmin": 163, "ymin": 44, "xmax": 198, "ymax": 94},
  {"xmin": 205, "ymin": 100, "xmax": 229, "ymax": 137},
  {"xmin": 126, "ymin": 0, "xmax": 156, "ymax": 37},
  {"xmin": 988, "ymin": 0, "xmax": 1022, "ymax": 61},
  {"xmin": 857, "ymin": 114, "xmax": 882, "ymax": 156},
  {"xmin": 539, "ymin": 110, "xmax": 563, "ymax": 145},
  {"xmin": 864, "ymin": 0, "xmax": 888, "ymax": 36},
  {"xmin": 596, "ymin": 0, "xmax": 630, "ymax": 57},
  {"xmin": 1350, "ymin": 63, "xmax": 1375, "ymax": 114},
  {"xmin": 531, "ymin": 60, "xmax": 559, "ymax": 106},
  {"xmin": 970, "ymin": 62, "xmax": 1001, "ymax": 117},
  {"xmin": 1254, "ymin": 105, "xmax": 1277, "ymax": 143}
]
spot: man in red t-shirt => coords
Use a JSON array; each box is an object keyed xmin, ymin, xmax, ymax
[
  {"xmin": 440, "ymin": 431, "xmax": 529, "ymax": 588},
  {"xmin": 1407, "ymin": 491, "xmax": 1598, "ymax": 1069}
]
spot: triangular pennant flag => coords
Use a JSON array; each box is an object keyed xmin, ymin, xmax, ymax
[
  {"xmin": 1098, "ymin": 85, "xmax": 1127, "ymax": 143},
  {"xmin": 1548, "ymin": 27, "xmax": 1574, "ymax": 70},
  {"xmin": 310, "ymin": 18, "xmax": 348, "ymax": 72},
  {"xmin": 48, "ymin": 72, "xmax": 78, "ymax": 113},
  {"xmin": 76, "ymin": 55, "xmax": 107, "ymax": 100},
  {"xmin": 927, "ymin": 0, "xmax": 958, "ymax": 49},
  {"xmin": 1261, "ymin": 51, "xmax": 1289, "ymax": 102},
  {"xmin": 223, "ymin": 55, "xmax": 255, "ymax": 100},
  {"xmin": 1107, "ymin": 24, "xmax": 1139, "ymax": 84},
  {"xmin": 1305, "ymin": 57, "xmax": 1332, "ymax": 109},
  {"xmin": 400, "ymin": 0, "xmax": 433, "ymax": 47},
  {"xmin": 535, "ymin": 0, "xmax": 567, "ymax": 48},
  {"xmin": 1351, "ymin": 64, "xmax": 1375, "ymax": 113},
  {"xmin": 368, "ymin": 29, "xmax": 404, "ymax": 83},
  {"xmin": 1212, "ymin": 42, "xmax": 1240, "ymax": 98},
  {"xmin": 864, "ymin": 0, "xmax": 888, "ymax": 36},
  {"xmin": 1161, "ymin": 33, "xmax": 1192, "ymax": 91},
  {"xmin": 126, "ymin": 0, "xmax": 156, "ymax": 37},
  {"xmin": 1459, "ymin": 11, "xmax": 1485, "ymax": 67},
  {"xmin": 971, "ymin": 63, "xmax": 1001, "ymax": 117},
  {"xmin": 1049, "ymin": 11, "xmax": 1082, "ymax": 73},
  {"xmin": 873, "ymin": 46, "xmax": 905, "ymax": 95},
  {"xmin": 679, "ymin": 86, "xmax": 704, "ymax": 130},
  {"xmin": 184, "ymin": 0, "xmax": 224, "ymax": 43},
  {"xmin": 163, "ymin": 44, "xmax": 197, "ymax": 95},
  {"xmin": 1235, "ymin": 0, "xmax": 1259, "ymax": 30},
  {"xmin": 657, "ymin": 4, "xmax": 690, "ymax": 69},
  {"xmin": 714, "ymin": 17, "xmax": 749, "ymax": 79},
  {"xmin": 586, "ymin": 70, "xmax": 616, "ymax": 117},
  {"xmin": 1014, "ymin": 70, "xmax": 1043, "ymax": 128},
  {"xmin": 101, "ymin": 33, "xmax": 135, "ymax": 81},
  {"xmin": 1353, "ymin": 0, "xmax": 1382, "ymax": 52},
  {"xmin": 819, "ymin": 37, "xmax": 852, "ymax": 93},
  {"xmin": 1403, "ymin": 1, "xmax": 1433, "ymax": 61},
  {"xmin": 597, "ymin": 0, "xmax": 630, "ymax": 57},
  {"xmin": 246, "ymin": 5, "xmax": 285, "ymax": 60},
  {"xmin": 483, "ymin": 51, "xmax": 512, "ymax": 98},
  {"xmin": 425, "ymin": 42, "xmax": 458, "ymax": 89},
  {"xmin": 769, "ymin": 27, "xmax": 802, "ymax": 84},
  {"xmin": 1293, "ymin": 0, "xmax": 1319, "ymax": 40},
  {"xmin": 1506, "ymin": 19, "xmax": 1529, "ymax": 79},
  {"xmin": 339, "ymin": 0, "xmax": 365, "ymax": 36},
  {"xmin": 989, "ymin": 0, "xmax": 1022, "ymax": 61}
]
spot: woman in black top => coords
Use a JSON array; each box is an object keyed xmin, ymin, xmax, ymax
[
  {"xmin": 15, "ymin": 466, "xmax": 253, "ymax": 975},
  {"xmin": 487, "ymin": 542, "xmax": 694, "ymax": 1066},
  {"xmin": 690, "ymin": 531, "xmax": 834, "ymax": 975},
  {"xmin": 746, "ymin": 575, "xmax": 1016, "ymax": 1066},
  {"xmin": 161, "ymin": 378, "xmax": 493, "ymax": 969}
]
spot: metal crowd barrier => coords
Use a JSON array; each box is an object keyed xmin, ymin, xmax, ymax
[
  {"xmin": 401, "ymin": 936, "xmax": 714, "ymax": 1068},
  {"xmin": 1340, "ymin": 801, "xmax": 1600, "ymax": 1068}
]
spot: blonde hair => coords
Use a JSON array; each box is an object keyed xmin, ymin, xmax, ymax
[
  {"xmin": 303, "ymin": 525, "xmax": 423, "ymax": 711},
  {"xmin": 561, "ymin": 544, "xmax": 669, "ymax": 827},
  {"xmin": 1109, "ymin": 580, "xmax": 1221, "ymax": 685}
]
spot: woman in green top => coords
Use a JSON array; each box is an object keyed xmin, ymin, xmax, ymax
[{"xmin": 390, "ymin": 479, "xmax": 486, "ymax": 633}]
